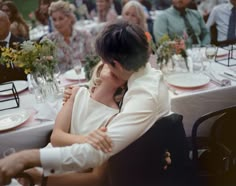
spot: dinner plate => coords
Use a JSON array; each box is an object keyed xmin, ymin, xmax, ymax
[
  {"xmin": 0, "ymin": 80, "xmax": 28, "ymax": 96},
  {"xmin": 0, "ymin": 110, "xmax": 31, "ymax": 132},
  {"xmin": 166, "ymin": 73, "xmax": 210, "ymax": 88},
  {"xmin": 64, "ymin": 69, "xmax": 86, "ymax": 81}
]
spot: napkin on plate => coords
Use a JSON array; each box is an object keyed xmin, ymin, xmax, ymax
[{"xmin": 34, "ymin": 100, "xmax": 62, "ymax": 121}]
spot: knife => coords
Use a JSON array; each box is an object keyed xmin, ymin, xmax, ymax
[
  {"xmin": 221, "ymin": 73, "xmax": 236, "ymax": 82},
  {"xmin": 224, "ymin": 72, "xmax": 236, "ymax": 78}
]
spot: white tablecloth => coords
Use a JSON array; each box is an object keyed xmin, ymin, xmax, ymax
[{"xmin": 0, "ymin": 62, "xmax": 235, "ymax": 156}]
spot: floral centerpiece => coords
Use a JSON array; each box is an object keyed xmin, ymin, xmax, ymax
[
  {"xmin": 0, "ymin": 39, "xmax": 59, "ymax": 101},
  {"xmin": 154, "ymin": 34, "xmax": 189, "ymax": 71},
  {"xmin": 0, "ymin": 39, "xmax": 57, "ymax": 76}
]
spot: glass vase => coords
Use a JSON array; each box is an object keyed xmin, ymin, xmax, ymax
[{"xmin": 31, "ymin": 71, "xmax": 59, "ymax": 102}]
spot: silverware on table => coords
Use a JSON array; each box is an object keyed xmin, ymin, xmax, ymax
[{"xmin": 204, "ymin": 71, "xmax": 231, "ymax": 87}]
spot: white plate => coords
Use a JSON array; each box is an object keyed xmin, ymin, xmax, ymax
[
  {"xmin": 166, "ymin": 73, "xmax": 210, "ymax": 88},
  {"xmin": 0, "ymin": 110, "xmax": 31, "ymax": 132},
  {"xmin": 0, "ymin": 80, "xmax": 28, "ymax": 96},
  {"xmin": 64, "ymin": 69, "xmax": 86, "ymax": 81}
]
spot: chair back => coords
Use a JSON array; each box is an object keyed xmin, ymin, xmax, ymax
[
  {"xmin": 191, "ymin": 105, "xmax": 236, "ymax": 185},
  {"xmin": 108, "ymin": 113, "xmax": 194, "ymax": 186}
]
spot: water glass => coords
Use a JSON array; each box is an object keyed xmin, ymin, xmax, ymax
[
  {"xmin": 205, "ymin": 45, "xmax": 217, "ymax": 70},
  {"xmin": 191, "ymin": 45, "xmax": 204, "ymax": 71},
  {"xmin": 74, "ymin": 64, "xmax": 82, "ymax": 75}
]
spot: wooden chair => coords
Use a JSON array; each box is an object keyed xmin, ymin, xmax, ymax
[{"xmin": 191, "ymin": 105, "xmax": 236, "ymax": 186}]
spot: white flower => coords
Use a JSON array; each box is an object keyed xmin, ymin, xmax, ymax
[{"xmin": 21, "ymin": 41, "xmax": 35, "ymax": 52}]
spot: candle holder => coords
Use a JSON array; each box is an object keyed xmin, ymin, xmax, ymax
[
  {"xmin": 0, "ymin": 82, "xmax": 20, "ymax": 111},
  {"xmin": 215, "ymin": 44, "xmax": 236, "ymax": 67}
]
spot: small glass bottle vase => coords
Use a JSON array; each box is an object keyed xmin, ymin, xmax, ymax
[{"xmin": 32, "ymin": 71, "xmax": 59, "ymax": 102}]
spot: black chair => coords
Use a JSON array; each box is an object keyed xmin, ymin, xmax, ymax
[
  {"xmin": 191, "ymin": 105, "xmax": 236, "ymax": 186},
  {"xmin": 108, "ymin": 113, "xmax": 196, "ymax": 186}
]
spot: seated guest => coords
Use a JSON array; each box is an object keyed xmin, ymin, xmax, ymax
[
  {"xmin": 153, "ymin": 0, "xmax": 210, "ymax": 48},
  {"xmin": 18, "ymin": 62, "xmax": 126, "ymax": 186},
  {"xmin": 197, "ymin": 0, "xmax": 228, "ymax": 21},
  {"xmin": 206, "ymin": 0, "xmax": 236, "ymax": 44},
  {"xmin": 1, "ymin": 1, "xmax": 29, "ymax": 40},
  {"xmin": 0, "ymin": 10, "xmax": 26, "ymax": 84},
  {"xmin": 73, "ymin": 0, "xmax": 90, "ymax": 20},
  {"xmin": 34, "ymin": 0, "xmax": 54, "ymax": 32},
  {"xmin": 44, "ymin": 0, "xmax": 94, "ymax": 73},
  {"xmin": 121, "ymin": 1, "xmax": 154, "ymax": 45},
  {"xmin": 0, "ymin": 20, "xmax": 170, "ymax": 185},
  {"xmin": 122, "ymin": 1, "xmax": 148, "ymax": 32},
  {"xmin": 96, "ymin": 0, "xmax": 118, "ymax": 22}
]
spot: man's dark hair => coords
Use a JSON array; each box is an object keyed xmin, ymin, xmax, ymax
[{"xmin": 95, "ymin": 20, "xmax": 149, "ymax": 71}]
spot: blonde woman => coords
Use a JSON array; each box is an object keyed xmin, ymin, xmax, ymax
[
  {"xmin": 18, "ymin": 62, "xmax": 126, "ymax": 186},
  {"xmin": 122, "ymin": 1, "xmax": 152, "ymax": 43},
  {"xmin": 45, "ymin": 0, "xmax": 94, "ymax": 73}
]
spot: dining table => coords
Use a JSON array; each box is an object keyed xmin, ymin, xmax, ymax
[{"xmin": 0, "ymin": 51, "xmax": 236, "ymax": 158}]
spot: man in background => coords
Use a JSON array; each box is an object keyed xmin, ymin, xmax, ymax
[
  {"xmin": 153, "ymin": 0, "xmax": 210, "ymax": 48},
  {"xmin": 206, "ymin": 0, "xmax": 236, "ymax": 45},
  {"xmin": 0, "ymin": 10, "xmax": 26, "ymax": 84}
]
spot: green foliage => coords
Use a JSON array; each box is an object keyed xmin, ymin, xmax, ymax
[
  {"xmin": 83, "ymin": 54, "xmax": 100, "ymax": 80},
  {"xmin": 0, "ymin": 39, "xmax": 58, "ymax": 75},
  {"xmin": 155, "ymin": 34, "xmax": 188, "ymax": 70}
]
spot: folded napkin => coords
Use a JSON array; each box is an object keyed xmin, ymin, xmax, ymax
[
  {"xmin": 205, "ymin": 71, "xmax": 231, "ymax": 86},
  {"xmin": 34, "ymin": 99, "xmax": 62, "ymax": 121}
]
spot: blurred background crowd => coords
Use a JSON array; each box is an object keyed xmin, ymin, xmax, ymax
[{"xmin": 0, "ymin": 0, "xmax": 234, "ymax": 83}]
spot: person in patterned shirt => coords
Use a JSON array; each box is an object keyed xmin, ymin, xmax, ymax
[{"xmin": 44, "ymin": 0, "xmax": 94, "ymax": 73}]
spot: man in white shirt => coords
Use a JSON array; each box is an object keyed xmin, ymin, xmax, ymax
[
  {"xmin": 206, "ymin": 0, "xmax": 236, "ymax": 43},
  {"xmin": 0, "ymin": 20, "xmax": 170, "ymax": 185},
  {"xmin": 197, "ymin": 0, "xmax": 228, "ymax": 20}
]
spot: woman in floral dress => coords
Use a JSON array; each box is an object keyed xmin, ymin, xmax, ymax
[{"xmin": 45, "ymin": 0, "xmax": 94, "ymax": 73}]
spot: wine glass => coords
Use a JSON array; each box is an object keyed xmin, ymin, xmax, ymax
[
  {"xmin": 74, "ymin": 62, "xmax": 82, "ymax": 84},
  {"xmin": 74, "ymin": 64, "xmax": 82, "ymax": 75},
  {"xmin": 53, "ymin": 64, "xmax": 61, "ymax": 84},
  {"xmin": 205, "ymin": 45, "xmax": 217, "ymax": 71}
]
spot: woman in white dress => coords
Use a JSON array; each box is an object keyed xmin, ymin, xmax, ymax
[{"xmin": 19, "ymin": 62, "xmax": 126, "ymax": 186}]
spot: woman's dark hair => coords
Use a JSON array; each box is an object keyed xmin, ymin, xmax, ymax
[
  {"xmin": 95, "ymin": 20, "xmax": 149, "ymax": 71},
  {"xmin": 1, "ymin": 1, "xmax": 29, "ymax": 31},
  {"xmin": 2, "ymin": 1, "xmax": 22, "ymax": 23}
]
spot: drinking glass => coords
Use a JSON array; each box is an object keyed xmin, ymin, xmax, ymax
[
  {"xmin": 74, "ymin": 64, "xmax": 82, "ymax": 75},
  {"xmin": 191, "ymin": 44, "xmax": 204, "ymax": 71},
  {"xmin": 74, "ymin": 62, "xmax": 82, "ymax": 84},
  {"xmin": 53, "ymin": 64, "xmax": 61, "ymax": 85},
  {"xmin": 205, "ymin": 45, "xmax": 217, "ymax": 70}
]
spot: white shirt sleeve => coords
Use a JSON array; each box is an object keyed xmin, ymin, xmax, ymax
[
  {"xmin": 40, "ymin": 68, "xmax": 170, "ymax": 175},
  {"xmin": 206, "ymin": 6, "xmax": 217, "ymax": 28}
]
